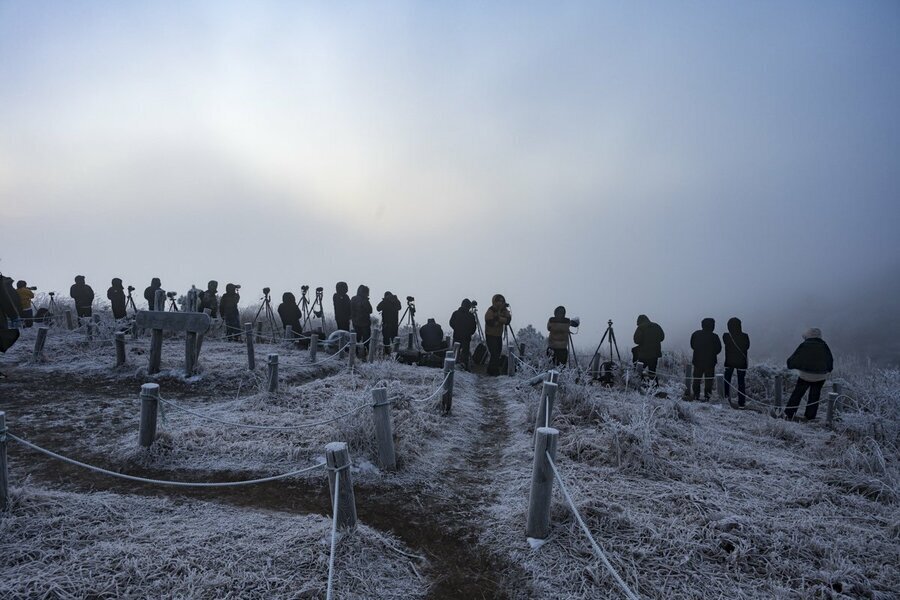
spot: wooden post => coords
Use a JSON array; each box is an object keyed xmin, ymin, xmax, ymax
[
  {"xmin": 442, "ymin": 357, "xmax": 456, "ymax": 414},
  {"xmin": 33, "ymin": 326, "xmax": 49, "ymax": 361},
  {"xmin": 371, "ymin": 388, "xmax": 396, "ymax": 470},
  {"xmin": 267, "ymin": 354, "xmax": 279, "ymax": 393},
  {"xmin": 832, "ymin": 381, "xmax": 843, "ymax": 412},
  {"xmin": 548, "ymin": 370, "xmax": 560, "ymax": 384},
  {"xmin": 636, "ymin": 362, "xmax": 644, "ymax": 382},
  {"xmin": 154, "ymin": 289, "xmax": 166, "ymax": 312},
  {"xmin": 184, "ymin": 331, "xmax": 197, "ymax": 377},
  {"xmin": 368, "ymin": 328, "xmax": 379, "ymax": 362},
  {"xmin": 85, "ymin": 318, "xmax": 93, "ymax": 342},
  {"xmin": 407, "ymin": 332, "xmax": 414, "ymax": 350},
  {"xmin": 348, "ymin": 333, "xmax": 357, "ymax": 369},
  {"xmin": 309, "ymin": 333, "xmax": 318, "ymax": 361},
  {"xmin": 284, "ymin": 326, "xmax": 292, "ymax": 345},
  {"xmin": 325, "ymin": 442, "xmax": 357, "ymax": 530},
  {"xmin": 507, "ymin": 345, "xmax": 516, "ymax": 376},
  {"xmin": 256, "ymin": 321, "xmax": 263, "ymax": 344},
  {"xmin": 244, "ymin": 323, "xmax": 255, "ymax": 370},
  {"xmin": 139, "ymin": 383, "xmax": 159, "ymax": 448},
  {"xmin": 716, "ymin": 373, "xmax": 726, "ymax": 401},
  {"xmin": 774, "ymin": 375, "xmax": 783, "ymax": 411},
  {"xmin": 535, "ymin": 382, "xmax": 558, "ymax": 439},
  {"xmin": 65, "ymin": 309, "xmax": 74, "ymax": 330},
  {"xmin": 526, "ymin": 427, "xmax": 559, "ymax": 539},
  {"xmin": 826, "ymin": 391, "xmax": 838, "ymax": 428},
  {"xmin": 392, "ymin": 337, "xmax": 401, "ymax": 354},
  {"xmin": 519, "ymin": 342, "xmax": 526, "ymax": 359},
  {"xmin": 148, "ymin": 328, "xmax": 163, "ymax": 375},
  {"xmin": 0, "ymin": 411, "xmax": 8, "ymax": 512},
  {"xmin": 195, "ymin": 308, "xmax": 210, "ymax": 360},
  {"xmin": 115, "ymin": 332, "xmax": 126, "ymax": 367},
  {"xmin": 131, "ymin": 317, "xmax": 139, "ymax": 340}
]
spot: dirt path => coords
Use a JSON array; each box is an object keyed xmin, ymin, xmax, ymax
[{"xmin": 1, "ymin": 370, "xmax": 530, "ymax": 599}]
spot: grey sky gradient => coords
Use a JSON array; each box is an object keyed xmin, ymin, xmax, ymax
[{"xmin": 2, "ymin": 2, "xmax": 899, "ymax": 360}]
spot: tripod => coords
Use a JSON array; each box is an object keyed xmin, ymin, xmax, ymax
[
  {"xmin": 125, "ymin": 290, "xmax": 138, "ymax": 316},
  {"xmin": 255, "ymin": 291, "xmax": 279, "ymax": 341},
  {"xmin": 298, "ymin": 287, "xmax": 311, "ymax": 324},
  {"xmin": 566, "ymin": 332, "xmax": 581, "ymax": 370},
  {"xmin": 167, "ymin": 296, "xmax": 179, "ymax": 312},
  {"xmin": 47, "ymin": 292, "xmax": 59, "ymax": 325},
  {"xmin": 398, "ymin": 300, "xmax": 419, "ymax": 349},
  {"xmin": 588, "ymin": 319, "xmax": 621, "ymax": 373},
  {"xmin": 301, "ymin": 287, "xmax": 326, "ymax": 333}
]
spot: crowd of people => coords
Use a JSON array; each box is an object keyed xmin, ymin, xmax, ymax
[{"xmin": 0, "ymin": 274, "xmax": 835, "ymax": 420}]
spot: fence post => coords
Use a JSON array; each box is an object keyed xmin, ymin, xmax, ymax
[
  {"xmin": 0, "ymin": 411, "xmax": 8, "ymax": 512},
  {"xmin": 716, "ymin": 373, "xmax": 726, "ymax": 401},
  {"xmin": 507, "ymin": 345, "xmax": 516, "ymax": 376},
  {"xmin": 392, "ymin": 337, "xmax": 401, "ymax": 354},
  {"xmin": 636, "ymin": 362, "xmax": 644, "ymax": 382},
  {"xmin": 826, "ymin": 391, "xmax": 838, "ymax": 428},
  {"xmin": 371, "ymin": 388, "xmax": 396, "ymax": 470},
  {"xmin": 33, "ymin": 326, "xmax": 49, "ymax": 361},
  {"xmin": 184, "ymin": 331, "xmax": 197, "ymax": 377},
  {"xmin": 284, "ymin": 326, "xmax": 292, "ymax": 345},
  {"xmin": 526, "ymin": 427, "xmax": 559, "ymax": 539},
  {"xmin": 148, "ymin": 327, "xmax": 163, "ymax": 375},
  {"xmin": 442, "ymin": 357, "xmax": 456, "ymax": 414},
  {"xmin": 534, "ymin": 382, "xmax": 558, "ymax": 440},
  {"xmin": 407, "ymin": 332, "xmax": 414, "ymax": 350},
  {"xmin": 548, "ymin": 370, "xmax": 560, "ymax": 384},
  {"xmin": 774, "ymin": 375, "xmax": 783, "ymax": 413},
  {"xmin": 267, "ymin": 354, "xmax": 279, "ymax": 393},
  {"xmin": 256, "ymin": 321, "xmax": 263, "ymax": 344},
  {"xmin": 244, "ymin": 323, "xmax": 255, "ymax": 370},
  {"xmin": 348, "ymin": 333, "xmax": 357, "ymax": 369},
  {"xmin": 832, "ymin": 381, "xmax": 843, "ymax": 412},
  {"xmin": 85, "ymin": 318, "xmax": 93, "ymax": 342},
  {"xmin": 368, "ymin": 328, "xmax": 379, "ymax": 362},
  {"xmin": 519, "ymin": 342, "xmax": 526, "ymax": 359},
  {"xmin": 325, "ymin": 442, "xmax": 357, "ymax": 530},
  {"xmin": 309, "ymin": 333, "xmax": 318, "ymax": 361},
  {"xmin": 65, "ymin": 310, "xmax": 74, "ymax": 330},
  {"xmin": 683, "ymin": 364, "xmax": 692, "ymax": 399},
  {"xmin": 115, "ymin": 332, "xmax": 126, "ymax": 367},
  {"xmin": 139, "ymin": 383, "xmax": 160, "ymax": 448},
  {"xmin": 154, "ymin": 289, "xmax": 166, "ymax": 312}
]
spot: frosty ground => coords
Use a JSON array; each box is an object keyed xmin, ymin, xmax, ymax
[{"xmin": 1, "ymin": 322, "xmax": 898, "ymax": 599}]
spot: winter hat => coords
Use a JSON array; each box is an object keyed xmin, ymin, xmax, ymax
[
  {"xmin": 554, "ymin": 306, "xmax": 566, "ymax": 318},
  {"xmin": 460, "ymin": 298, "xmax": 472, "ymax": 310},
  {"xmin": 802, "ymin": 328, "xmax": 822, "ymax": 340}
]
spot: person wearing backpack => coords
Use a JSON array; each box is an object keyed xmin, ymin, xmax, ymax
[
  {"xmin": 785, "ymin": 328, "xmax": 834, "ymax": 421},
  {"xmin": 449, "ymin": 299, "xmax": 477, "ymax": 370},
  {"xmin": 723, "ymin": 317, "xmax": 750, "ymax": 407},
  {"xmin": 690, "ymin": 318, "xmax": 722, "ymax": 401}
]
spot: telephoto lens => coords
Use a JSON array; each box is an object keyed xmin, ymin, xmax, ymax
[
  {"xmin": 29, "ymin": 286, "xmax": 37, "ymax": 290},
  {"xmin": 128, "ymin": 285, "xmax": 135, "ymax": 292},
  {"xmin": 166, "ymin": 291, "xmax": 177, "ymax": 299},
  {"xmin": 570, "ymin": 317, "xmax": 580, "ymax": 328}
]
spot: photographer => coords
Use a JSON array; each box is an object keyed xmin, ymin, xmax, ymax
[
  {"xmin": 785, "ymin": 328, "xmax": 834, "ymax": 422},
  {"xmin": 219, "ymin": 283, "xmax": 241, "ymax": 341},
  {"xmin": 350, "ymin": 285, "xmax": 372, "ymax": 355},
  {"xmin": 546, "ymin": 306, "xmax": 571, "ymax": 366},
  {"xmin": 16, "ymin": 280, "xmax": 36, "ymax": 328},
  {"xmin": 632, "ymin": 314, "xmax": 665, "ymax": 376},
  {"xmin": 200, "ymin": 280, "xmax": 219, "ymax": 318},
  {"xmin": 278, "ymin": 292, "xmax": 303, "ymax": 342},
  {"xmin": 376, "ymin": 291, "xmax": 401, "ymax": 355},
  {"xmin": 449, "ymin": 299, "xmax": 477, "ymax": 370},
  {"xmin": 333, "ymin": 282, "xmax": 351, "ymax": 332},
  {"xmin": 70, "ymin": 275, "xmax": 94, "ymax": 319},
  {"xmin": 690, "ymin": 318, "xmax": 721, "ymax": 401},
  {"xmin": 419, "ymin": 318, "xmax": 445, "ymax": 357},
  {"xmin": 144, "ymin": 278, "xmax": 164, "ymax": 310},
  {"xmin": 107, "ymin": 278, "xmax": 127, "ymax": 320},
  {"xmin": 1, "ymin": 274, "xmax": 21, "ymax": 377},
  {"xmin": 484, "ymin": 294, "xmax": 511, "ymax": 376}
]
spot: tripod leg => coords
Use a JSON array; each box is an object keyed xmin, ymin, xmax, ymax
[{"xmin": 609, "ymin": 328, "xmax": 621, "ymax": 362}]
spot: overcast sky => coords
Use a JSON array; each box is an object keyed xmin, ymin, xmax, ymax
[{"xmin": 2, "ymin": 1, "xmax": 898, "ymax": 357}]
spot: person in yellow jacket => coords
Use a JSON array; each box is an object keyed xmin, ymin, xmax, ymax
[
  {"xmin": 484, "ymin": 294, "xmax": 511, "ymax": 375},
  {"xmin": 16, "ymin": 280, "xmax": 35, "ymax": 328}
]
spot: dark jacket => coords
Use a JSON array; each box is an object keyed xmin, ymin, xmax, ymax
[
  {"xmin": 219, "ymin": 284, "xmax": 240, "ymax": 319},
  {"xmin": 200, "ymin": 280, "xmax": 219, "ymax": 318},
  {"xmin": 547, "ymin": 307, "xmax": 571, "ymax": 351},
  {"xmin": 633, "ymin": 315, "xmax": 665, "ymax": 361},
  {"xmin": 0, "ymin": 275, "xmax": 20, "ymax": 352},
  {"xmin": 449, "ymin": 302, "xmax": 477, "ymax": 342},
  {"xmin": 690, "ymin": 318, "xmax": 722, "ymax": 368},
  {"xmin": 350, "ymin": 285, "xmax": 372, "ymax": 329},
  {"xmin": 278, "ymin": 292, "xmax": 302, "ymax": 331},
  {"xmin": 787, "ymin": 338, "xmax": 834, "ymax": 374},
  {"xmin": 333, "ymin": 282, "xmax": 351, "ymax": 330},
  {"xmin": 107, "ymin": 278, "xmax": 126, "ymax": 319},
  {"xmin": 70, "ymin": 277, "xmax": 95, "ymax": 312},
  {"xmin": 485, "ymin": 294, "xmax": 511, "ymax": 338},
  {"xmin": 723, "ymin": 317, "xmax": 750, "ymax": 369},
  {"xmin": 144, "ymin": 278, "xmax": 163, "ymax": 310},
  {"xmin": 419, "ymin": 319, "xmax": 444, "ymax": 351},
  {"xmin": 376, "ymin": 293, "xmax": 401, "ymax": 334}
]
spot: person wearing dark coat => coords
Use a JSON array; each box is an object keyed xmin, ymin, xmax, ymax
[
  {"xmin": 69, "ymin": 275, "xmax": 95, "ymax": 319},
  {"xmin": 0, "ymin": 274, "xmax": 22, "ymax": 376},
  {"xmin": 690, "ymin": 318, "xmax": 722, "ymax": 401},
  {"xmin": 144, "ymin": 278, "xmax": 164, "ymax": 311},
  {"xmin": 333, "ymin": 281, "xmax": 352, "ymax": 332},
  {"xmin": 376, "ymin": 291, "xmax": 401, "ymax": 355},
  {"xmin": 107, "ymin": 278, "xmax": 127, "ymax": 320},
  {"xmin": 200, "ymin": 280, "xmax": 219, "ymax": 318},
  {"xmin": 219, "ymin": 283, "xmax": 241, "ymax": 341},
  {"xmin": 278, "ymin": 292, "xmax": 303, "ymax": 342},
  {"xmin": 723, "ymin": 317, "xmax": 750, "ymax": 406},
  {"xmin": 785, "ymin": 328, "xmax": 834, "ymax": 421},
  {"xmin": 632, "ymin": 314, "xmax": 665, "ymax": 376},
  {"xmin": 350, "ymin": 285, "xmax": 372, "ymax": 355},
  {"xmin": 547, "ymin": 306, "xmax": 571, "ymax": 367},
  {"xmin": 484, "ymin": 294, "xmax": 511, "ymax": 376},
  {"xmin": 449, "ymin": 299, "xmax": 477, "ymax": 370},
  {"xmin": 419, "ymin": 318, "xmax": 445, "ymax": 356}
]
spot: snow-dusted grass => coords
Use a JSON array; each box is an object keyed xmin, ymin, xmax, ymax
[{"xmin": 0, "ymin": 485, "xmax": 426, "ymax": 599}]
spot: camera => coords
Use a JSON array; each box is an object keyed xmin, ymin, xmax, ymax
[
  {"xmin": 166, "ymin": 291, "xmax": 177, "ymax": 299},
  {"xmin": 49, "ymin": 291, "xmax": 55, "ymax": 297},
  {"xmin": 406, "ymin": 296, "xmax": 415, "ymax": 303},
  {"xmin": 570, "ymin": 317, "xmax": 580, "ymax": 328},
  {"xmin": 315, "ymin": 286, "xmax": 323, "ymax": 293},
  {"xmin": 301, "ymin": 285, "xmax": 309, "ymax": 293},
  {"xmin": 234, "ymin": 284, "xmax": 241, "ymax": 290},
  {"xmin": 262, "ymin": 287, "xmax": 270, "ymax": 296},
  {"xmin": 28, "ymin": 286, "xmax": 37, "ymax": 291},
  {"xmin": 470, "ymin": 300, "xmax": 477, "ymax": 307},
  {"xmin": 127, "ymin": 285, "xmax": 135, "ymax": 292},
  {"xmin": 504, "ymin": 302, "xmax": 510, "ymax": 309}
]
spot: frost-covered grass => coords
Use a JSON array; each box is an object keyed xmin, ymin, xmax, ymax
[{"xmin": 0, "ymin": 485, "xmax": 426, "ymax": 599}]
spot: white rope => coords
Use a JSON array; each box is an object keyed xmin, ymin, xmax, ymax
[
  {"xmin": 410, "ymin": 371, "xmax": 452, "ymax": 404},
  {"xmin": 512, "ymin": 352, "xmax": 540, "ymax": 374},
  {"xmin": 8, "ymin": 432, "xmax": 325, "ymax": 487},
  {"xmin": 157, "ymin": 395, "xmax": 371, "ymax": 431},
  {"xmin": 546, "ymin": 452, "xmax": 640, "ymax": 600},
  {"xmin": 326, "ymin": 468, "xmax": 341, "ymax": 600},
  {"xmin": 312, "ymin": 342, "xmax": 352, "ymax": 365}
]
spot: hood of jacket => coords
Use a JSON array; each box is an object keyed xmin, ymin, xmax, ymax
[
  {"xmin": 356, "ymin": 285, "xmax": 369, "ymax": 297},
  {"xmin": 701, "ymin": 318, "xmax": 715, "ymax": 332},
  {"xmin": 111, "ymin": 278, "xmax": 123, "ymax": 288},
  {"xmin": 225, "ymin": 283, "xmax": 236, "ymax": 294},
  {"xmin": 636, "ymin": 314, "xmax": 650, "ymax": 326},
  {"xmin": 336, "ymin": 281, "xmax": 348, "ymax": 294},
  {"xmin": 207, "ymin": 280, "xmax": 218, "ymax": 292},
  {"xmin": 151, "ymin": 277, "xmax": 161, "ymax": 288},
  {"xmin": 727, "ymin": 317, "xmax": 742, "ymax": 336},
  {"xmin": 554, "ymin": 306, "xmax": 566, "ymax": 318},
  {"xmin": 283, "ymin": 292, "xmax": 296, "ymax": 304}
]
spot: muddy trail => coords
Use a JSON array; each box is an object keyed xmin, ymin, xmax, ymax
[{"xmin": 1, "ymin": 370, "xmax": 531, "ymax": 599}]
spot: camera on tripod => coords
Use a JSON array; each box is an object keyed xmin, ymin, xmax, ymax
[
  {"xmin": 262, "ymin": 287, "xmax": 271, "ymax": 297},
  {"xmin": 127, "ymin": 285, "xmax": 135, "ymax": 292},
  {"xmin": 234, "ymin": 284, "xmax": 242, "ymax": 290},
  {"xmin": 28, "ymin": 286, "xmax": 37, "ymax": 291},
  {"xmin": 570, "ymin": 317, "xmax": 581, "ymax": 328},
  {"xmin": 166, "ymin": 291, "xmax": 177, "ymax": 299},
  {"xmin": 301, "ymin": 285, "xmax": 309, "ymax": 293},
  {"xmin": 48, "ymin": 291, "xmax": 55, "ymax": 297},
  {"xmin": 315, "ymin": 286, "xmax": 323, "ymax": 293}
]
